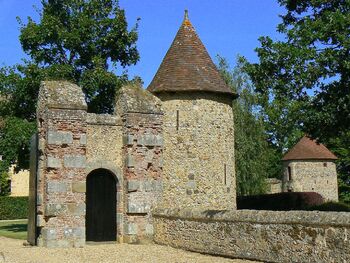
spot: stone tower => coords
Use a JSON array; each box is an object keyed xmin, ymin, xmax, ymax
[
  {"xmin": 282, "ymin": 136, "xmax": 338, "ymax": 201},
  {"xmin": 148, "ymin": 11, "xmax": 237, "ymax": 210}
]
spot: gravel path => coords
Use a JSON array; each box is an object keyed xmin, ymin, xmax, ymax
[{"xmin": 0, "ymin": 237, "xmax": 260, "ymax": 263}]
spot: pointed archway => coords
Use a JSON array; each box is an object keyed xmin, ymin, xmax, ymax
[{"xmin": 86, "ymin": 168, "xmax": 117, "ymax": 242}]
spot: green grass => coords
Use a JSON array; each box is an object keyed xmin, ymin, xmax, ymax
[{"xmin": 0, "ymin": 219, "xmax": 27, "ymax": 240}]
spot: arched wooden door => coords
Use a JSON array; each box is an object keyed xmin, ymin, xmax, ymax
[{"xmin": 86, "ymin": 169, "xmax": 117, "ymax": 242}]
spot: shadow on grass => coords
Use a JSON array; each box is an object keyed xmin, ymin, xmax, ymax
[{"xmin": 0, "ymin": 223, "xmax": 27, "ymax": 233}]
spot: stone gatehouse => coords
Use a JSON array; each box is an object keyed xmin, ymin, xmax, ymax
[{"xmin": 28, "ymin": 12, "xmax": 236, "ymax": 247}]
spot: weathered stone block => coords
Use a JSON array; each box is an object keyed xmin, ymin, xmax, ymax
[
  {"xmin": 144, "ymin": 181, "xmax": 153, "ymax": 192},
  {"xmin": 127, "ymin": 200, "xmax": 150, "ymax": 213},
  {"xmin": 145, "ymin": 224, "xmax": 154, "ymax": 235},
  {"xmin": 67, "ymin": 203, "xmax": 85, "ymax": 216},
  {"xmin": 117, "ymin": 213, "xmax": 123, "ymax": 224},
  {"xmin": 124, "ymin": 223, "xmax": 138, "ymax": 235},
  {"xmin": 125, "ymin": 154, "xmax": 135, "ymax": 168},
  {"xmin": 123, "ymin": 134, "xmax": 134, "ymax": 145},
  {"xmin": 47, "ymin": 130, "xmax": 73, "ymax": 145},
  {"xmin": 143, "ymin": 134, "xmax": 155, "ymax": 146},
  {"xmin": 73, "ymin": 227, "xmax": 85, "ymax": 239},
  {"xmin": 41, "ymin": 228, "xmax": 57, "ymax": 241},
  {"xmin": 79, "ymin": 134, "xmax": 87, "ymax": 145},
  {"xmin": 47, "ymin": 156, "xmax": 61, "ymax": 168},
  {"xmin": 38, "ymin": 138, "xmax": 45, "ymax": 152},
  {"xmin": 37, "ymin": 194, "xmax": 43, "ymax": 205},
  {"xmin": 145, "ymin": 151, "xmax": 154, "ymax": 163},
  {"xmin": 64, "ymin": 155, "xmax": 86, "ymax": 168},
  {"xmin": 72, "ymin": 182, "xmax": 86, "ymax": 193},
  {"xmin": 154, "ymin": 181, "xmax": 163, "ymax": 191},
  {"xmin": 127, "ymin": 180, "xmax": 140, "ymax": 192},
  {"xmin": 159, "ymin": 157, "xmax": 163, "ymax": 168},
  {"xmin": 155, "ymin": 135, "xmax": 163, "ymax": 146},
  {"xmin": 45, "ymin": 203, "xmax": 67, "ymax": 216},
  {"xmin": 36, "ymin": 215, "xmax": 45, "ymax": 227},
  {"xmin": 46, "ymin": 181, "xmax": 70, "ymax": 194},
  {"xmin": 64, "ymin": 227, "xmax": 85, "ymax": 239}
]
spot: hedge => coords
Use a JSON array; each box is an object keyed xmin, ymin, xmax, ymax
[
  {"xmin": 0, "ymin": 196, "xmax": 28, "ymax": 220},
  {"xmin": 309, "ymin": 201, "xmax": 350, "ymax": 212},
  {"xmin": 237, "ymin": 192, "xmax": 324, "ymax": 211}
]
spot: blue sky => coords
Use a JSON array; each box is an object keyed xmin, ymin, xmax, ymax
[{"xmin": 0, "ymin": 0, "xmax": 284, "ymax": 87}]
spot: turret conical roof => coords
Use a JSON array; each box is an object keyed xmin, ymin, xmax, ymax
[
  {"xmin": 148, "ymin": 11, "xmax": 235, "ymax": 97},
  {"xmin": 282, "ymin": 136, "xmax": 337, "ymax": 161}
]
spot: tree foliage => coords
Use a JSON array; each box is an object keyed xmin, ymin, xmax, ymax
[
  {"xmin": 243, "ymin": 0, "xmax": 350, "ymax": 141},
  {"xmin": 218, "ymin": 57, "xmax": 280, "ymax": 196},
  {"xmin": 243, "ymin": 0, "xmax": 350, "ymax": 202},
  {"xmin": 0, "ymin": 0, "xmax": 140, "ymax": 193},
  {"xmin": 0, "ymin": 117, "xmax": 36, "ymax": 195},
  {"xmin": 17, "ymin": 0, "xmax": 139, "ymax": 114}
]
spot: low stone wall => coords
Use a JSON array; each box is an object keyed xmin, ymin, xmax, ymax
[{"xmin": 153, "ymin": 208, "xmax": 350, "ymax": 263}]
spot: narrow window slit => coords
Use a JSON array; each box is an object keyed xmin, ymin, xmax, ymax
[
  {"xmin": 224, "ymin": 164, "xmax": 227, "ymax": 185},
  {"xmin": 176, "ymin": 110, "xmax": 179, "ymax": 131}
]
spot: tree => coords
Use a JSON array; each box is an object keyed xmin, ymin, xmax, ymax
[
  {"xmin": 0, "ymin": 0, "xmax": 140, "ymax": 193},
  {"xmin": 218, "ymin": 57, "xmax": 280, "ymax": 196},
  {"xmin": 18, "ymin": 0, "xmax": 139, "ymax": 114},
  {"xmin": 243, "ymin": 0, "xmax": 349, "ymax": 141},
  {"xmin": 0, "ymin": 117, "xmax": 36, "ymax": 195},
  {"xmin": 243, "ymin": 0, "xmax": 350, "ymax": 202}
]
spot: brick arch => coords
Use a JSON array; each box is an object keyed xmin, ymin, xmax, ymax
[{"xmin": 86, "ymin": 160, "xmax": 123, "ymax": 185}]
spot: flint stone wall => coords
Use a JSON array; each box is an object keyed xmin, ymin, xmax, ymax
[
  {"xmin": 283, "ymin": 160, "xmax": 338, "ymax": 201},
  {"xmin": 157, "ymin": 92, "xmax": 235, "ymax": 210},
  {"xmin": 153, "ymin": 208, "xmax": 350, "ymax": 263}
]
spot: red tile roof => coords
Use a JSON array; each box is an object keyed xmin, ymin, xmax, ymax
[
  {"xmin": 148, "ymin": 11, "xmax": 235, "ymax": 97},
  {"xmin": 282, "ymin": 136, "xmax": 337, "ymax": 161}
]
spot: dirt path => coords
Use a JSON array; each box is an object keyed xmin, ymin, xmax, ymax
[{"xmin": 0, "ymin": 237, "xmax": 260, "ymax": 263}]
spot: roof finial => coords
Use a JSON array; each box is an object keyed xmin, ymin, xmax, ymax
[{"xmin": 184, "ymin": 9, "xmax": 189, "ymax": 21}]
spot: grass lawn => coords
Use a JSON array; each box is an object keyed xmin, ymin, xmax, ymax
[{"xmin": 0, "ymin": 219, "xmax": 27, "ymax": 240}]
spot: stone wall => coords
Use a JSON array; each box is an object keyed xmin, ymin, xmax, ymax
[
  {"xmin": 157, "ymin": 92, "xmax": 235, "ymax": 210},
  {"xmin": 153, "ymin": 208, "xmax": 350, "ymax": 263},
  {"xmin": 33, "ymin": 81, "xmax": 88, "ymax": 247},
  {"xmin": 283, "ymin": 160, "xmax": 338, "ymax": 201},
  {"xmin": 86, "ymin": 113, "xmax": 124, "ymax": 240},
  {"xmin": 116, "ymin": 84, "xmax": 164, "ymax": 243}
]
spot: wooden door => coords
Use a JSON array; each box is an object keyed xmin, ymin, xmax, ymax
[{"xmin": 86, "ymin": 169, "xmax": 116, "ymax": 241}]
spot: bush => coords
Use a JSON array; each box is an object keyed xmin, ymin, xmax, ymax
[
  {"xmin": 237, "ymin": 192, "xmax": 324, "ymax": 211},
  {"xmin": 309, "ymin": 202, "xmax": 350, "ymax": 212},
  {"xmin": 0, "ymin": 196, "xmax": 28, "ymax": 220}
]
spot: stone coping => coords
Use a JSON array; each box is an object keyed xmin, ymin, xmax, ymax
[
  {"xmin": 153, "ymin": 208, "xmax": 350, "ymax": 227},
  {"xmin": 87, "ymin": 113, "xmax": 122, "ymax": 126}
]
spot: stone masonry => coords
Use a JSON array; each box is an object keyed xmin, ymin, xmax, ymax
[
  {"xmin": 153, "ymin": 208, "xmax": 350, "ymax": 263},
  {"xmin": 282, "ymin": 136, "xmax": 338, "ymax": 201},
  {"xmin": 158, "ymin": 92, "xmax": 235, "ymax": 210},
  {"xmin": 28, "ymin": 11, "xmax": 237, "ymax": 247},
  {"xmin": 29, "ymin": 81, "xmax": 166, "ymax": 247}
]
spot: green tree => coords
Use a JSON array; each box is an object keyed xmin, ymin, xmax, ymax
[
  {"xmin": 0, "ymin": 0, "xmax": 140, "ymax": 193},
  {"xmin": 218, "ymin": 57, "xmax": 280, "ymax": 196},
  {"xmin": 18, "ymin": 0, "xmax": 139, "ymax": 114},
  {"xmin": 243, "ymin": 0, "xmax": 349, "ymax": 141},
  {"xmin": 0, "ymin": 117, "xmax": 36, "ymax": 195},
  {"xmin": 243, "ymin": 0, "xmax": 350, "ymax": 202}
]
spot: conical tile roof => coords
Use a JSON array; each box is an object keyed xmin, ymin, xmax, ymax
[
  {"xmin": 148, "ymin": 11, "xmax": 235, "ymax": 97},
  {"xmin": 282, "ymin": 136, "xmax": 337, "ymax": 161}
]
